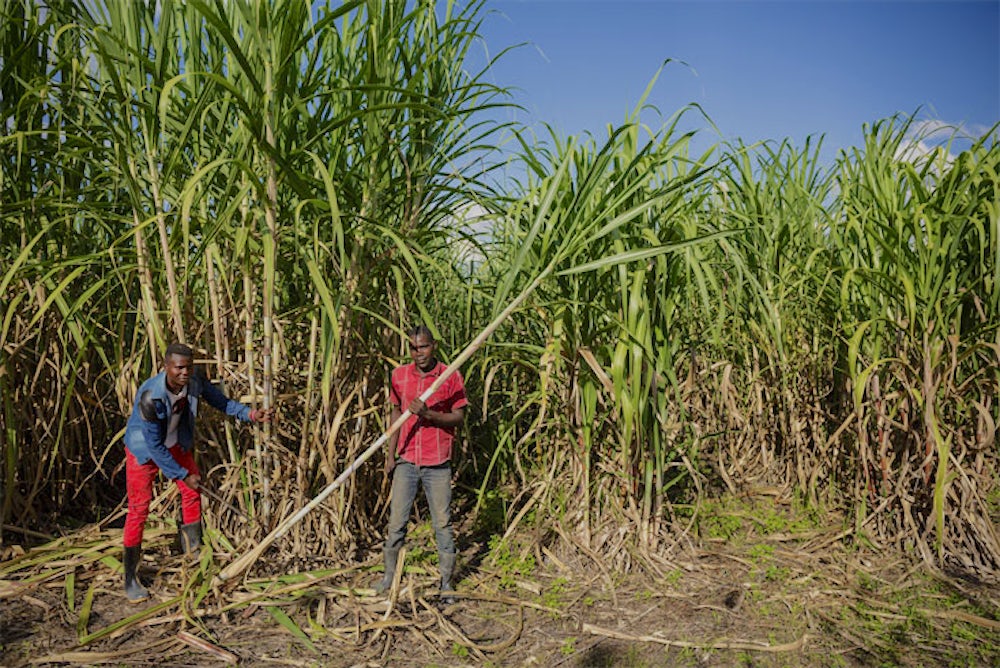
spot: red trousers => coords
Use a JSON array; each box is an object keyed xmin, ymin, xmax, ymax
[{"xmin": 123, "ymin": 446, "xmax": 201, "ymax": 547}]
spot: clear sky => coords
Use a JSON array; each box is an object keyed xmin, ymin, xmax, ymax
[{"xmin": 472, "ymin": 0, "xmax": 1000, "ymax": 164}]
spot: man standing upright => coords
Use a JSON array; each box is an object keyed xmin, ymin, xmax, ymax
[
  {"xmin": 122, "ymin": 342, "xmax": 274, "ymax": 602},
  {"xmin": 377, "ymin": 326, "xmax": 467, "ymax": 602}
]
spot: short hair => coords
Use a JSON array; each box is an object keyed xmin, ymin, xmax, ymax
[
  {"xmin": 407, "ymin": 325, "xmax": 435, "ymax": 341},
  {"xmin": 164, "ymin": 342, "xmax": 194, "ymax": 359}
]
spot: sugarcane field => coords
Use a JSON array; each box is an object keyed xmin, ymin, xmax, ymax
[{"xmin": 2, "ymin": 1, "xmax": 999, "ymax": 666}]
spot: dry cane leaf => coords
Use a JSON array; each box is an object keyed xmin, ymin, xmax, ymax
[
  {"xmin": 582, "ymin": 622, "xmax": 807, "ymax": 653},
  {"xmin": 177, "ymin": 630, "xmax": 239, "ymax": 664},
  {"xmin": 0, "ymin": 580, "xmax": 25, "ymax": 598}
]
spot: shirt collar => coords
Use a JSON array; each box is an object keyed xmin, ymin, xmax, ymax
[{"xmin": 412, "ymin": 360, "xmax": 443, "ymax": 378}]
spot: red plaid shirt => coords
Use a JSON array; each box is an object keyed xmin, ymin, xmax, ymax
[{"xmin": 391, "ymin": 361, "xmax": 468, "ymax": 466}]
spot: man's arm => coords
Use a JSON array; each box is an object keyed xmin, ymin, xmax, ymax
[
  {"xmin": 197, "ymin": 372, "xmax": 274, "ymax": 423},
  {"xmin": 407, "ymin": 399, "xmax": 464, "ymax": 428}
]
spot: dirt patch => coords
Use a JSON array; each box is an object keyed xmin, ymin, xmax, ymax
[{"xmin": 3, "ymin": 514, "xmax": 1000, "ymax": 667}]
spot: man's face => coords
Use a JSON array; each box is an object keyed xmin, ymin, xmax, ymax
[
  {"xmin": 164, "ymin": 353, "xmax": 193, "ymax": 392},
  {"xmin": 408, "ymin": 333, "xmax": 436, "ymax": 372}
]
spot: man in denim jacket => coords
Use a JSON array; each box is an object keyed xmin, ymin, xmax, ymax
[{"xmin": 121, "ymin": 342, "xmax": 273, "ymax": 602}]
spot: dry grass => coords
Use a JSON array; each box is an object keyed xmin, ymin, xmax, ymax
[{"xmin": 3, "ymin": 496, "xmax": 999, "ymax": 668}]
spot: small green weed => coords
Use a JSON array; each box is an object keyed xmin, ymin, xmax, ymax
[
  {"xmin": 702, "ymin": 511, "xmax": 742, "ymax": 539},
  {"xmin": 542, "ymin": 577, "xmax": 569, "ymax": 608},
  {"xmin": 821, "ymin": 654, "xmax": 848, "ymax": 668},
  {"xmin": 855, "ymin": 570, "xmax": 878, "ymax": 594},
  {"xmin": 746, "ymin": 543, "xmax": 789, "ymax": 581},
  {"xmin": 949, "ymin": 622, "xmax": 976, "ymax": 642},
  {"xmin": 405, "ymin": 544, "xmax": 432, "ymax": 565},
  {"xmin": 760, "ymin": 508, "xmax": 789, "ymax": 534},
  {"xmin": 764, "ymin": 564, "xmax": 790, "ymax": 581},
  {"xmin": 488, "ymin": 535, "xmax": 535, "ymax": 589},
  {"xmin": 676, "ymin": 646, "xmax": 697, "ymax": 666},
  {"xmin": 984, "ymin": 481, "xmax": 1000, "ymax": 521}
]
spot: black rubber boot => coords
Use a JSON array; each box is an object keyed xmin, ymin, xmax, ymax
[
  {"xmin": 438, "ymin": 551, "xmax": 457, "ymax": 605},
  {"xmin": 374, "ymin": 547, "xmax": 399, "ymax": 594},
  {"xmin": 179, "ymin": 521, "xmax": 202, "ymax": 557},
  {"xmin": 123, "ymin": 546, "xmax": 149, "ymax": 602}
]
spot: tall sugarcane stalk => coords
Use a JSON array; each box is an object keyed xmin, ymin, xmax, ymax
[
  {"xmin": 216, "ymin": 266, "xmax": 555, "ymax": 583},
  {"xmin": 132, "ymin": 208, "xmax": 165, "ymax": 369},
  {"xmin": 206, "ymin": 242, "xmax": 239, "ymax": 464},
  {"xmin": 257, "ymin": 39, "xmax": 280, "ymax": 524},
  {"xmin": 4, "ymin": 0, "xmax": 996, "ymax": 576},
  {"xmin": 217, "ymin": 120, "xmax": 726, "ymax": 581},
  {"xmin": 145, "ymin": 149, "xmax": 185, "ymax": 343},
  {"xmin": 243, "ymin": 264, "xmax": 261, "ymax": 519}
]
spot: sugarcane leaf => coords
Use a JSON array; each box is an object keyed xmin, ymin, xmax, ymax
[
  {"xmin": 75, "ymin": 583, "xmax": 95, "ymax": 642},
  {"xmin": 266, "ymin": 606, "xmax": 317, "ymax": 654}
]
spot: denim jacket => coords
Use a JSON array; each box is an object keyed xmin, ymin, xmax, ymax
[{"xmin": 124, "ymin": 370, "xmax": 253, "ymax": 481}]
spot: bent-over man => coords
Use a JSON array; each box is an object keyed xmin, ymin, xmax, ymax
[{"xmin": 121, "ymin": 342, "xmax": 274, "ymax": 602}]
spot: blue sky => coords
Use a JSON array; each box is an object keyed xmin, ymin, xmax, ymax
[{"xmin": 472, "ymin": 0, "xmax": 999, "ymax": 164}]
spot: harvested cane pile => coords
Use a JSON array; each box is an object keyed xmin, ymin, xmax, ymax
[{"xmin": 4, "ymin": 492, "xmax": 1000, "ymax": 667}]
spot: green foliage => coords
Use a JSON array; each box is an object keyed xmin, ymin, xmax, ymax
[
  {"xmin": 473, "ymin": 488, "xmax": 509, "ymax": 535},
  {"xmin": 541, "ymin": 576, "xmax": 570, "ymax": 609},
  {"xmin": 831, "ymin": 569, "xmax": 1000, "ymax": 667},
  {"xmin": 985, "ymin": 482, "xmax": 1000, "ymax": 521},
  {"xmin": 487, "ymin": 535, "xmax": 535, "ymax": 590},
  {"xmin": 405, "ymin": 544, "xmax": 433, "ymax": 566},
  {"xmin": 676, "ymin": 647, "xmax": 697, "ymax": 666},
  {"xmin": 0, "ymin": 0, "xmax": 513, "ymax": 535},
  {"xmin": 1, "ymin": 0, "xmax": 997, "ymax": 579},
  {"xmin": 407, "ymin": 521, "xmax": 438, "ymax": 564},
  {"xmin": 747, "ymin": 544, "xmax": 775, "ymax": 561},
  {"xmin": 701, "ymin": 511, "xmax": 743, "ymax": 540},
  {"xmin": 949, "ymin": 622, "xmax": 977, "ymax": 642},
  {"xmin": 855, "ymin": 570, "xmax": 879, "ymax": 594},
  {"xmin": 820, "ymin": 654, "xmax": 848, "ymax": 668}
]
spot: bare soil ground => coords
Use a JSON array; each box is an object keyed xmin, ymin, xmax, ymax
[{"xmin": 3, "ymin": 502, "xmax": 1000, "ymax": 668}]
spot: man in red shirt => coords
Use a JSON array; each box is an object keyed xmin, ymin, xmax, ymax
[{"xmin": 376, "ymin": 326, "xmax": 467, "ymax": 602}]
